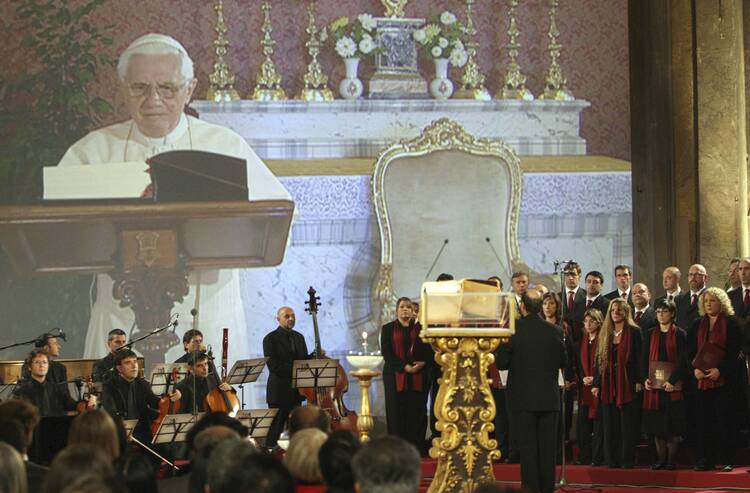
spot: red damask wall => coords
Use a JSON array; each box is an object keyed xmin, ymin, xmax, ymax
[{"xmin": 1, "ymin": 0, "xmax": 630, "ymax": 160}]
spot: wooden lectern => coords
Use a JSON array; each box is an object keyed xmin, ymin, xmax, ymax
[{"xmin": 0, "ymin": 200, "xmax": 294, "ymax": 368}]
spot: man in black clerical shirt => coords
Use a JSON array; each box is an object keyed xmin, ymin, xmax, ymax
[
  {"xmin": 13, "ymin": 349, "xmax": 95, "ymax": 416},
  {"xmin": 176, "ymin": 351, "xmax": 232, "ymax": 414},
  {"xmin": 262, "ymin": 306, "xmax": 311, "ymax": 448},
  {"xmin": 92, "ymin": 328, "xmax": 127, "ymax": 383},
  {"xmin": 101, "ymin": 348, "xmax": 179, "ymax": 442}
]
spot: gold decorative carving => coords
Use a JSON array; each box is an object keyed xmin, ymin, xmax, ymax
[
  {"xmin": 120, "ymin": 230, "xmax": 177, "ymax": 269},
  {"xmin": 297, "ymin": 0, "xmax": 334, "ymax": 101},
  {"xmin": 250, "ymin": 1, "xmax": 287, "ymax": 101},
  {"xmin": 539, "ymin": 0, "xmax": 574, "ymax": 101},
  {"xmin": 454, "ymin": 0, "xmax": 492, "ymax": 100},
  {"xmin": 207, "ymin": 0, "xmax": 240, "ymax": 102},
  {"xmin": 498, "ymin": 0, "xmax": 534, "ymax": 100},
  {"xmin": 372, "ymin": 118, "xmax": 524, "ymax": 325},
  {"xmin": 421, "ymin": 334, "xmax": 503, "ymax": 493},
  {"xmin": 380, "ymin": 0, "xmax": 408, "ymax": 18}
]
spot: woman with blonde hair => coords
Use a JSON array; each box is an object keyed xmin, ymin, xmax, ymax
[
  {"xmin": 592, "ymin": 298, "xmax": 642, "ymax": 468},
  {"xmin": 687, "ymin": 287, "xmax": 741, "ymax": 471},
  {"xmin": 0, "ymin": 441, "xmax": 27, "ymax": 493},
  {"xmin": 68, "ymin": 409, "xmax": 121, "ymax": 463},
  {"xmin": 575, "ymin": 308, "xmax": 604, "ymax": 466},
  {"xmin": 283, "ymin": 427, "xmax": 328, "ymax": 488}
]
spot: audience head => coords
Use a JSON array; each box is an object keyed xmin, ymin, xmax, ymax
[
  {"xmin": 0, "ymin": 418, "xmax": 25, "ymax": 454},
  {"xmin": 113, "ymin": 349, "xmax": 139, "ymax": 381},
  {"xmin": 185, "ymin": 411, "xmax": 248, "ymax": 454},
  {"xmin": 519, "ymin": 288, "xmax": 542, "ymax": 316},
  {"xmin": 182, "ymin": 329, "xmax": 204, "ymax": 353},
  {"xmin": 206, "ymin": 440, "xmax": 294, "ymax": 493},
  {"xmin": 654, "ymin": 299, "xmax": 676, "ymax": 326},
  {"xmin": 189, "ymin": 426, "xmax": 242, "ymax": 493},
  {"xmin": 563, "ymin": 261, "xmax": 581, "ymax": 289},
  {"xmin": 289, "ymin": 405, "xmax": 331, "ymax": 436},
  {"xmin": 106, "ymin": 329, "xmax": 127, "ymax": 354},
  {"xmin": 687, "ymin": 264, "xmax": 708, "ymax": 292},
  {"xmin": 395, "ymin": 297, "xmax": 413, "ymax": 324},
  {"xmin": 319, "ymin": 430, "xmax": 361, "ymax": 492},
  {"xmin": 699, "ymin": 287, "xmax": 733, "ymax": 317},
  {"xmin": 436, "ymin": 273, "xmax": 454, "ymax": 282},
  {"xmin": 119, "ymin": 452, "xmax": 158, "ymax": 493},
  {"xmin": 541, "ymin": 292, "xmax": 561, "ymax": 323},
  {"xmin": 60, "ymin": 474, "xmax": 122, "ymax": 493},
  {"xmin": 42, "ymin": 444, "xmax": 115, "ymax": 493},
  {"xmin": 284, "ymin": 428, "xmax": 328, "ymax": 483},
  {"xmin": 631, "ymin": 283, "xmax": 650, "ymax": 310},
  {"xmin": 613, "ymin": 265, "xmax": 632, "ymax": 291},
  {"xmin": 662, "ymin": 266, "xmax": 681, "ymax": 292},
  {"xmin": 68, "ymin": 409, "xmax": 121, "ymax": 462},
  {"xmin": 0, "ymin": 399, "xmax": 39, "ymax": 450},
  {"xmin": 0, "ymin": 441, "xmax": 27, "ymax": 493},
  {"xmin": 351, "ymin": 435, "xmax": 421, "ymax": 493},
  {"xmin": 510, "ymin": 271, "xmax": 529, "ymax": 295},
  {"xmin": 584, "ymin": 271, "xmax": 604, "ymax": 297}
]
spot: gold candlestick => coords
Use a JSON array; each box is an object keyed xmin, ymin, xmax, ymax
[
  {"xmin": 350, "ymin": 368, "xmax": 380, "ymax": 442},
  {"xmin": 539, "ymin": 0, "xmax": 574, "ymax": 100},
  {"xmin": 296, "ymin": 0, "xmax": 334, "ymax": 102},
  {"xmin": 206, "ymin": 0, "xmax": 240, "ymax": 102},
  {"xmin": 250, "ymin": 1, "xmax": 287, "ymax": 101},
  {"xmin": 454, "ymin": 0, "xmax": 492, "ymax": 100},
  {"xmin": 381, "ymin": 0, "xmax": 409, "ymax": 18},
  {"xmin": 498, "ymin": 0, "xmax": 533, "ymax": 100}
]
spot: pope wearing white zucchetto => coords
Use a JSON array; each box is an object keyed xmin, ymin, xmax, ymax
[{"xmin": 59, "ymin": 33, "xmax": 291, "ymax": 370}]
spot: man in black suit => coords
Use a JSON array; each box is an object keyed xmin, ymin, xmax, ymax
[
  {"xmin": 560, "ymin": 261, "xmax": 586, "ymax": 341},
  {"xmin": 728, "ymin": 257, "xmax": 750, "ymax": 434},
  {"xmin": 632, "ymin": 283, "xmax": 656, "ymax": 331},
  {"xmin": 728, "ymin": 258, "xmax": 750, "ymax": 318},
  {"xmin": 262, "ymin": 306, "xmax": 311, "ymax": 448},
  {"xmin": 579, "ymin": 271, "xmax": 611, "ymax": 317},
  {"xmin": 92, "ymin": 328, "xmax": 126, "ymax": 383},
  {"xmin": 497, "ymin": 288, "xmax": 567, "ymax": 493},
  {"xmin": 654, "ymin": 266, "xmax": 682, "ymax": 306},
  {"xmin": 605, "ymin": 265, "xmax": 634, "ymax": 307},
  {"xmin": 675, "ymin": 263, "xmax": 708, "ymax": 329}
]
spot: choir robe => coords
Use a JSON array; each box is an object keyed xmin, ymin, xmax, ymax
[{"xmin": 58, "ymin": 114, "xmax": 292, "ymax": 372}]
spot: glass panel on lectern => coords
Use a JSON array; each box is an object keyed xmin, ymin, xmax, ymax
[{"xmin": 420, "ymin": 279, "xmax": 516, "ymax": 333}]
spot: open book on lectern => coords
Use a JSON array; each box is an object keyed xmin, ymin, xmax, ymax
[{"xmin": 43, "ymin": 150, "xmax": 248, "ymax": 202}]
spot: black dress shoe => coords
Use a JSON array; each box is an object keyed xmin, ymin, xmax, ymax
[
  {"xmin": 664, "ymin": 463, "xmax": 677, "ymax": 470},
  {"xmin": 721, "ymin": 465, "xmax": 733, "ymax": 472},
  {"xmin": 651, "ymin": 463, "xmax": 665, "ymax": 470},
  {"xmin": 591, "ymin": 462, "xmax": 603, "ymax": 467},
  {"xmin": 694, "ymin": 464, "xmax": 714, "ymax": 471},
  {"xmin": 622, "ymin": 464, "xmax": 634, "ymax": 469}
]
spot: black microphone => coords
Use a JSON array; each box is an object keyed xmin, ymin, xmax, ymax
[
  {"xmin": 424, "ymin": 239, "xmax": 449, "ymax": 281},
  {"xmin": 53, "ymin": 328, "xmax": 67, "ymax": 342}
]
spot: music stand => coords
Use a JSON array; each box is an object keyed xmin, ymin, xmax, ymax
[
  {"xmin": 292, "ymin": 359, "xmax": 339, "ymax": 392},
  {"xmin": 152, "ymin": 413, "xmax": 204, "ymax": 445},
  {"xmin": 236, "ymin": 408, "xmax": 278, "ymax": 447},
  {"xmin": 0, "ymin": 383, "xmax": 16, "ymax": 401},
  {"xmin": 226, "ymin": 358, "xmax": 268, "ymax": 408},
  {"xmin": 149, "ymin": 363, "xmax": 188, "ymax": 394}
]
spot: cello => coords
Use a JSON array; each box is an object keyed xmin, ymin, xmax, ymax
[
  {"xmin": 151, "ymin": 367, "xmax": 181, "ymax": 436},
  {"xmin": 300, "ymin": 287, "xmax": 358, "ymax": 432},
  {"xmin": 204, "ymin": 328, "xmax": 241, "ymax": 417}
]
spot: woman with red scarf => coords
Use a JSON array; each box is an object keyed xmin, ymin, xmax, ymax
[
  {"xmin": 641, "ymin": 299, "xmax": 688, "ymax": 470},
  {"xmin": 687, "ymin": 287, "xmax": 741, "ymax": 471},
  {"xmin": 381, "ymin": 297, "xmax": 432, "ymax": 452},
  {"xmin": 591, "ymin": 298, "xmax": 642, "ymax": 469},
  {"xmin": 575, "ymin": 308, "xmax": 604, "ymax": 466}
]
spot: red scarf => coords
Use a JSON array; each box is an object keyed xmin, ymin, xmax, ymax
[
  {"xmin": 391, "ymin": 321, "xmax": 423, "ymax": 392},
  {"xmin": 601, "ymin": 325, "xmax": 633, "ymax": 407},
  {"xmin": 579, "ymin": 335, "xmax": 599, "ymax": 419},
  {"xmin": 696, "ymin": 314, "xmax": 727, "ymax": 390},
  {"xmin": 643, "ymin": 325, "xmax": 683, "ymax": 410}
]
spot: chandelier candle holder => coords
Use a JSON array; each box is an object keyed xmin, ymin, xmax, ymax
[
  {"xmin": 539, "ymin": 0, "xmax": 574, "ymax": 101},
  {"xmin": 250, "ymin": 1, "xmax": 287, "ymax": 101},
  {"xmin": 296, "ymin": 0, "xmax": 334, "ymax": 102},
  {"xmin": 498, "ymin": 0, "xmax": 533, "ymax": 100},
  {"xmin": 206, "ymin": 0, "xmax": 240, "ymax": 102},
  {"xmin": 454, "ymin": 0, "xmax": 492, "ymax": 100},
  {"xmin": 346, "ymin": 346, "xmax": 384, "ymax": 443}
]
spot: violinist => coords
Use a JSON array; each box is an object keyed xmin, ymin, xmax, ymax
[
  {"xmin": 101, "ymin": 349, "xmax": 180, "ymax": 442},
  {"xmin": 263, "ymin": 306, "xmax": 312, "ymax": 448},
  {"xmin": 92, "ymin": 328, "xmax": 127, "ymax": 383},
  {"xmin": 175, "ymin": 329, "xmax": 206, "ymax": 363},
  {"xmin": 176, "ymin": 351, "xmax": 232, "ymax": 414},
  {"xmin": 12, "ymin": 349, "xmax": 96, "ymax": 416}
]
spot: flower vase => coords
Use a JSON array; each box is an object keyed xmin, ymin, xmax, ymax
[
  {"xmin": 429, "ymin": 58, "xmax": 453, "ymax": 100},
  {"xmin": 339, "ymin": 57, "xmax": 364, "ymax": 100}
]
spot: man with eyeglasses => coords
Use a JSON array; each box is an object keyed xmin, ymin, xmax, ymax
[
  {"xmin": 57, "ymin": 33, "xmax": 291, "ymax": 365},
  {"xmin": 675, "ymin": 264, "xmax": 708, "ymax": 329}
]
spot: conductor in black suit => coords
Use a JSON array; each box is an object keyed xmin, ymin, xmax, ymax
[
  {"xmin": 497, "ymin": 288, "xmax": 567, "ymax": 493},
  {"xmin": 263, "ymin": 306, "xmax": 311, "ymax": 448}
]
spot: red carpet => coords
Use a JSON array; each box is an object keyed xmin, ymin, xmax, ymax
[{"xmin": 418, "ymin": 460, "xmax": 750, "ymax": 492}]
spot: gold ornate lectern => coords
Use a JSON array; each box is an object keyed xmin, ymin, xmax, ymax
[
  {"xmin": 420, "ymin": 279, "xmax": 515, "ymax": 493},
  {"xmin": 0, "ymin": 200, "xmax": 294, "ymax": 368}
]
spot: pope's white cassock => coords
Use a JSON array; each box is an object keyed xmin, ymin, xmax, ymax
[{"xmin": 59, "ymin": 113, "xmax": 291, "ymax": 378}]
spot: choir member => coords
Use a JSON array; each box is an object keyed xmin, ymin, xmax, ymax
[
  {"xmin": 605, "ymin": 265, "xmax": 634, "ymax": 308},
  {"xmin": 575, "ymin": 308, "xmax": 604, "ymax": 466},
  {"xmin": 92, "ymin": 328, "xmax": 127, "ymax": 383},
  {"xmin": 561, "ymin": 261, "xmax": 586, "ymax": 341},
  {"xmin": 592, "ymin": 298, "xmax": 642, "ymax": 468},
  {"xmin": 641, "ymin": 299, "xmax": 687, "ymax": 470}
]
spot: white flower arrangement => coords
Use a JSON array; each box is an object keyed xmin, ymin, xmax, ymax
[
  {"xmin": 413, "ymin": 11, "xmax": 468, "ymax": 66},
  {"xmin": 328, "ymin": 15, "xmax": 381, "ymax": 59}
]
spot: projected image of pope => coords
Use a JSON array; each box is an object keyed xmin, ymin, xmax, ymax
[{"xmin": 58, "ymin": 34, "xmax": 291, "ymax": 372}]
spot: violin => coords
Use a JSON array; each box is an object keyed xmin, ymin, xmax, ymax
[
  {"xmin": 204, "ymin": 328, "xmax": 240, "ymax": 417},
  {"xmin": 75, "ymin": 376, "xmax": 98, "ymax": 413},
  {"xmin": 299, "ymin": 287, "xmax": 358, "ymax": 432},
  {"xmin": 151, "ymin": 367, "xmax": 181, "ymax": 436}
]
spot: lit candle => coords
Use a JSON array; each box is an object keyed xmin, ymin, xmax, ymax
[{"xmin": 362, "ymin": 331, "xmax": 368, "ymax": 355}]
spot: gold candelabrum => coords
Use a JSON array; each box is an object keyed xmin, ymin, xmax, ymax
[
  {"xmin": 250, "ymin": 1, "xmax": 287, "ymax": 101},
  {"xmin": 297, "ymin": 0, "xmax": 334, "ymax": 101},
  {"xmin": 539, "ymin": 0, "xmax": 574, "ymax": 100},
  {"xmin": 498, "ymin": 0, "xmax": 534, "ymax": 100},
  {"xmin": 381, "ymin": 0, "xmax": 409, "ymax": 18},
  {"xmin": 455, "ymin": 0, "xmax": 492, "ymax": 100},
  {"xmin": 206, "ymin": 0, "xmax": 240, "ymax": 102},
  {"xmin": 351, "ymin": 368, "xmax": 380, "ymax": 442}
]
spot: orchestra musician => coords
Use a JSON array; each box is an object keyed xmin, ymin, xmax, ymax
[
  {"xmin": 91, "ymin": 328, "xmax": 127, "ymax": 383},
  {"xmin": 175, "ymin": 351, "xmax": 231, "ymax": 414}
]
